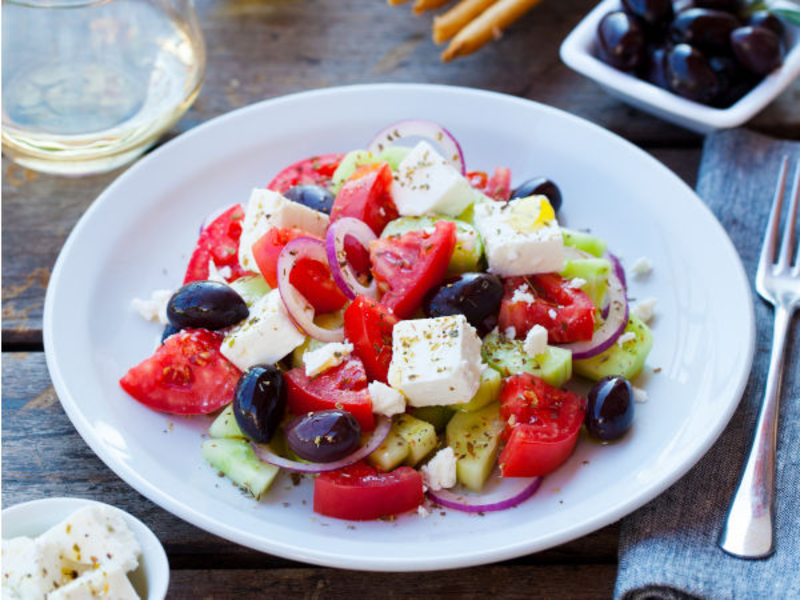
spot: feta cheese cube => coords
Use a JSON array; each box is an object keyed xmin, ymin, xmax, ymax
[
  {"xmin": 303, "ymin": 342, "xmax": 353, "ymax": 377},
  {"xmin": 387, "ymin": 315, "xmax": 482, "ymax": 407},
  {"xmin": 48, "ymin": 566, "xmax": 139, "ymax": 600},
  {"xmin": 130, "ymin": 289, "xmax": 172, "ymax": 326},
  {"xmin": 523, "ymin": 325, "xmax": 548, "ymax": 357},
  {"xmin": 421, "ymin": 447, "xmax": 457, "ymax": 491},
  {"xmin": 391, "ymin": 141, "xmax": 475, "ymax": 217},
  {"xmin": 368, "ymin": 381, "xmax": 406, "ymax": 417},
  {"xmin": 632, "ymin": 297, "xmax": 657, "ymax": 323},
  {"xmin": 631, "ymin": 256, "xmax": 652, "ymax": 277},
  {"xmin": 473, "ymin": 195, "xmax": 564, "ymax": 276},
  {"xmin": 2, "ymin": 537, "xmax": 62, "ymax": 599},
  {"xmin": 221, "ymin": 289, "xmax": 307, "ymax": 370},
  {"xmin": 238, "ymin": 189, "xmax": 329, "ymax": 272}
]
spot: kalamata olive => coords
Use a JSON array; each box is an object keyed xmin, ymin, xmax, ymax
[
  {"xmin": 510, "ymin": 177, "xmax": 563, "ymax": 212},
  {"xmin": 665, "ymin": 44, "xmax": 720, "ymax": 103},
  {"xmin": 747, "ymin": 11, "xmax": 783, "ymax": 38},
  {"xmin": 161, "ymin": 323, "xmax": 181, "ymax": 344},
  {"xmin": 670, "ymin": 8, "xmax": 739, "ymax": 54},
  {"xmin": 731, "ymin": 26, "xmax": 783, "ymax": 75},
  {"xmin": 233, "ymin": 364, "xmax": 286, "ymax": 443},
  {"xmin": 167, "ymin": 280, "xmax": 248, "ymax": 331},
  {"xmin": 708, "ymin": 54, "xmax": 755, "ymax": 106},
  {"xmin": 284, "ymin": 184, "xmax": 334, "ymax": 215},
  {"xmin": 643, "ymin": 46, "xmax": 670, "ymax": 88},
  {"xmin": 585, "ymin": 376, "xmax": 634, "ymax": 441},
  {"xmin": 688, "ymin": 0, "xmax": 741, "ymax": 12},
  {"xmin": 423, "ymin": 273, "xmax": 504, "ymax": 330},
  {"xmin": 597, "ymin": 11, "xmax": 647, "ymax": 71},
  {"xmin": 285, "ymin": 410, "xmax": 361, "ymax": 463},
  {"xmin": 621, "ymin": 0, "xmax": 673, "ymax": 26}
]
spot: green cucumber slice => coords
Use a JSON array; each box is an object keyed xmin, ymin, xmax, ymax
[
  {"xmin": 446, "ymin": 402, "xmax": 505, "ymax": 492},
  {"xmin": 574, "ymin": 314, "xmax": 654, "ymax": 381},
  {"xmin": 562, "ymin": 228, "xmax": 608, "ymax": 258},
  {"xmin": 330, "ymin": 150, "xmax": 378, "ymax": 194},
  {"xmin": 482, "ymin": 331, "xmax": 572, "ymax": 388},
  {"xmin": 367, "ymin": 424, "xmax": 410, "ymax": 472},
  {"xmin": 209, "ymin": 404, "xmax": 245, "ymax": 439},
  {"xmin": 202, "ymin": 438, "xmax": 280, "ymax": 500},
  {"xmin": 412, "ymin": 406, "xmax": 455, "ymax": 432},
  {"xmin": 560, "ymin": 257, "xmax": 612, "ymax": 310},
  {"xmin": 394, "ymin": 414, "xmax": 438, "ymax": 467},
  {"xmin": 228, "ymin": 274, "xmax": 271, "ymax": 308},
  {"xmin": 376, "ymin": 146, "xmax": 412, "ymax": 171},
  {"xmin": 451, "ymin": 367, "xmax": 501, "ymax": 412}
]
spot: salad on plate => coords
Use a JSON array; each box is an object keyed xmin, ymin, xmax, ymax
[{"xmin": 121, "ymin": 120, "xmax": 656, "ymax": 521}]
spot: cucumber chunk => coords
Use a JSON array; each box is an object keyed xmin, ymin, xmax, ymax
[
  {"xmin": 209, "ymin": 404, "xmax": 245, "ymax": 439},
  {"xmin": 446, "ymin": 402, "xmax": 505, "ymax": 492},
  {"xmin": 202, "ymin": 438, "xmax": 279, "ymax": 500},
  {"xmin": 452, "ymin": 367, "xmax": 501, "ymax": 412},
  {"xmin": 381, "ymin": 216, "xmax": 484, "ymax": 273},
  {"xmin": 289, "ymin": 311, "xmax": 344, "ymax": 368},
  {"xmin": 560, "ymin": 257, "xmax": 612, "ymax": 310},
  {"xmin": 228, "ymin": 274, "xmax": 271, "ymax": 308},
  {"xmin": 330, "ymin": 150, "xmax": 378, "ymax": 194},
  {"xmin": 574, "ymin": 314, "xmax": 654, "ymax": 381},
  {"xmin": 394, "ymin": 414, "xmax": 438, "ymax": 466},
  {"xmin": 412, "ymin": 406, "xmax": 455, "ymax": 432},
  {"xmin": 562, "ymin": 228, "xmax": 608, "ymax": 258},
  {"xmin": 367, "ymin": 424, "xmax": 410, "ymax": 472},
  {"xmin": 482, "ymin": 331, "xmax": 572, "ymax": 388},
  {"xmin": 376, "ymin": 146, "xmax": 411, "ymax": 171}
]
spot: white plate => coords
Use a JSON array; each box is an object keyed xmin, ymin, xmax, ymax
[{"xmin": 44, "ymin": 83, "xmax": 754, "ymax": 571}]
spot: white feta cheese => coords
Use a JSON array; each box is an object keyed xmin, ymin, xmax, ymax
[
  {"xmin": 221, "ymin": 289, "xmax": 307, "ymax": 371},
  {"xmin": 567, "ymin": 277, "xmax": 587, "ymax": 289},
  {"xmin": 617, "ymin": 331, "xmax": 636, "ymax": 348},
  {"xmin": 548, "ymin": 308, "xmax": 558, "ymax": 320},
  {"xmin": 417, "ymin": 505, "xmax": 431, "ymax": 519},
  {"xmin": 48, "ymin": 566, "xmax": 140, "ymax": 600},
  {"xmin": 368, "ymin": 381, "xmax": 406, "ymax": 417},
  {"xmin": 631, "ymin": 256, "xmax": 652, "ymax": 277},
  {"xmin": 391, "ymin": 141, "xmax": 475, "ymax": 217},
  {"xmin": 473, "ymin": 195, "xmax": 564, "ymax": 276},
  {"xmin": 511, "ymin": 285, "xmax": 535, "ymax": 305},
  {"xmin": 523, "ymin": 325, "xmax": 548, "ymax": 357},
  {"xmin": 633, "ymin": 386, "xmax": 649, "ymax": 404},
  {"xmin": 303, "ymin": 342, "xmax": 353, "ymax": 377},
  {"xmin": 207, "ymin": 259, "xmax": 232, "ymax": 284},
  {"xmin": 632, "ymin": 297, "xmax": 657, "ymax": 323},
  {"xmin": 130, "ymin": 289, "xmax": 172, "ymax": 326},
  {"xmin": 421, "ymin": 447, "xmax": 458, "ymax": 491},
  {"xmin": 2, "ymin": 537, "xmax": 61, "ymax": 599},
  {"xmin": 238, "ymin": 188, "xmax": 330, "ymax": 272},
  {"xmin": 504, "ymin": 326, "xmax": 517, "ymax": 340},
  {"xmin": 387, "ymin": 315, "xmax": 482, "ymax": 407}
]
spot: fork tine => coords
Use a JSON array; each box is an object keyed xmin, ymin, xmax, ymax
[
  {"xmin": 778, "ymin": 161, "xmax": 800, "ymax": 269},
  {"xmin": 759, "ymin": 157, "xmax": 789, "ymax": 275}
]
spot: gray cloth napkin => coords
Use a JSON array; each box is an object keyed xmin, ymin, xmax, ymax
[{"xmin": 614, "ymin": 130, "xmax": 800, "ymax": 600}]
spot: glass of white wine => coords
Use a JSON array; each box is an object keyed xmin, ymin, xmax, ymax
[{"xmin": 2, "ymin": 0, "xmax": 206, "ymax": 175}]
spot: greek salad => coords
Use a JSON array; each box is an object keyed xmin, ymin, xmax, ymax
[{"xmin": 121, "ymin": 120, "xmax": 656, "ymax": 521}]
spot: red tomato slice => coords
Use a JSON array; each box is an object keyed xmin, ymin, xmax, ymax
[
  {"xmin": 119, "ymin": 329, "xmax": 241, "ymax": 415},
  {"xmin": 267, "ymin": 153, "xmax": 343, "ymax": 193},
  {"xmin": 467, "ymin": 167, "xmax": 511, "ymax": 201},
  {"xmin": 498, "ymin": 275, "xmax": 596, "ymax": 343},
  {"xmin": 314, "ymin": 462, "xmax": 424, "ymax": 521},
  {"xmin": 284, "ymin": 356, "xmax": 374, "ymax": 431},
  {"xmin": 344, "ymin": 296, "xmax": 398, "ymax": 384},
  {"xmin": 184, "ymin": 204, "xmax": 250, "ymax": 284},
  {"xmin": 251, "ymin": 227, "xmax": 347, "ymax": 314},
  {"xmin": 330, "ymin": 162, "xmax": 398, "ymax": 235},
  {"xmin": 498, "ymin": 373, "xmax": 587, "ymax": 477},
  {"xmin": 369, "ymin": 220, "xmax": 457, "ymax": 319}
]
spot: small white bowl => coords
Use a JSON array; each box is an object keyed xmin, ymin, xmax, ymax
[
  {"xmin": 560, "ymin": 0, "xmax": 800, "ymax": 133},
  {"xmin": 2, "ymin": 497, "xmax": 169, "ymax": 600}
]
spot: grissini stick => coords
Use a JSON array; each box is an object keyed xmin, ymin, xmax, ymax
[
  {"xmin": 433, "ymin": 0, "xmax": 498, "ymax": 44},
  {"xmin": 413, "ymin": 0, "xmax": 452, "ymax": 15}
]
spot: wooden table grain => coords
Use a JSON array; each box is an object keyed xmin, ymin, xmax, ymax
[{"xmin": 3, "ymin": 0, "xmax": 799, "ymax": 597}]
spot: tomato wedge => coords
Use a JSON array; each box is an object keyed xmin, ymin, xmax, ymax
[
  {"xmin": 267, "ymin": 153, "xmax": 343, "ymax": 193},
  {"xmin": 120, "ymin": 329, "xmax": 241, "ymax": 415},
  {"xmin": 330, "ymin": 162, "xmax": 398, "ymax": 236},
  {"xmin": 284, "ymin": 356, "xmax": 374, "ymax": 431},
  {"xmin": 498, "ymin": 274, "xmax": 596, "ymax": 343},
  {"xmin": 314, "ymin": 462, "xmax": 424, "ymax": 521},
  {"xmin": 344, "ymin": 296, "xmax": 398, "ymax": 384},
  {"xmin": 498, "ymin": 373, "xmax": 587, "ymax": 477},
  {"xmin": 251, "ymin": 227, "xmax": 347, "ymax": 314},
  {"xmin": 467, "ymin": 167, "xmax": 511, "ymax": 201},
  {"xmin": 184, "ymin": 204, "xmax": 250, "ymax": 284},
  {"xmin": 369, "ymin": 220, "xmax": 457, "ymax": 319}
]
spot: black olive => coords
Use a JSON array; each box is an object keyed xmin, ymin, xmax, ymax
[
  {"xmin": 731, "ymin": 26, "xmax": 783, "ymax": 75},
  {"xmin": 510, "ymin": 177, "xmax": 563, "ymax": 212},
  {"xmin": 747, "ymin": 11, "xmax": 783, "ymax": 38},
  {"xmin": 597, "ymin": 11, "xmax": 647, "ymax": 71},
  {"xmin": 161, "ymin": 323, "xmax": 181, "ymax": 344},
  {"xmin": 642, "ymin": 45, "xmax": 670, "ymax": 88},
  {"xmin": 665, "ymin": 44, "xmax": 720, "ymax": 103},
  {"xmin": 233, "ymin": 365, "xmax": 286, "ymax": 443},
  {"xmin": 621, "ymin": 0, "xmax": 674, "ymax": 27},
  {"xmin": 285, "ymin": 410, "xmax": 361, "ymax": 463},
  {"xmin": 167, "ymin": 281, "xmax": 248, "ymax": 331},
  {"xmin": 670, "ymin": 8, "xmax": 740, "ymax": 54},
  {"xmin": 423, "ymin": 273, "xmax": 504, "ymax": 331},
  {"xmin": 284, "ymin": 184, "xmax": 335, "ymax": 214},
  {"xmin": 585, "ymin": 376, "xmax": 634, "ymax": 441}
]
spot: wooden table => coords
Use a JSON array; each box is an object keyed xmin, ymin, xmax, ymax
[{"xmin": 3, "ymin": 0, "xmax": 799, "ymax": 596}]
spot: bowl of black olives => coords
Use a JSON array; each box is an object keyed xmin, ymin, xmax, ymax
[{"xmin": 560, "ymin": 0, "xmax": 800, "ymax": 132}]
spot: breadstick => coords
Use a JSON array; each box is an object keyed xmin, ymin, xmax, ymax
[
  {"xmin": 388, "ymin": 0, "xmax": 411, "ymax": 5},
  {"xmin": 441, "ymin": 0, "xmax": 542, "ymax": 62},
  {"xmin": 433, "ymin": 0, "xmax": 497, "ymax": 44},
  {"xmin": 413, "ymin": 0, "xmax": 452, "ymax": 14}
]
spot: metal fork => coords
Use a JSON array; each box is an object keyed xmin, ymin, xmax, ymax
[{"xmin": 719, "ymin": 157, "xmax": 800, "ymax": 559}]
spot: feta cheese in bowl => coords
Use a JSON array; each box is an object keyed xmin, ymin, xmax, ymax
[{"xmin": 2, "ymin": 498, "xmax": 169, "ymax": 600}]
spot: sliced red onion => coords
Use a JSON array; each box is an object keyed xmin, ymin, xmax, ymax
[
  {"xmin": 325, "ymin": 218, "xmax": 377, "ymax": 300},
  {"xmin": 366, "ymin": 120, "xmax": 466, "ymax": 175},
  {"xmin": 250, "ymin": 416, "xmax": 391, "ymax": 473},
  {"xmin": 277, "ymin": 237, "xmax": 345, "ymax": 343},
  {"xmin": 199, "ymin": 203, "xmax": 237, "ymax": 234},
  {"xmin": 606, "ymin": 251, "xmax": 627, "ymax": 290},
  {"xmin": 556, "ymin": 264, "xmax": 629, "ymax": 360},
  {"xmin": 427, "ymin": 474, "xmax": 542, "ymax": 513}
]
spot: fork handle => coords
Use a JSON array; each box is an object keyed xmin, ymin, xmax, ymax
[{"xmin": 719, "ymin": 304, "xmax": 793, "ymax": 559}]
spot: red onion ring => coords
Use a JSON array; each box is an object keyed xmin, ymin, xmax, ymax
[
  {"xmin": 606, "ymin": 252, "xmax": 627, "ymax": 290},
  {"xmin": 427, "ymin": 474, "xmax": 542, "ymax": 513},
  {"xmin": 250, "ymin": 416, "xmax": 391, "ymax": 473},
  {"xmin": 199, "ymin": 203, "xmax": 237, "ymax": 234},
  {"xmin": 325, "ymin": 218, "xmax": 377, "ymax": 300},
  {"xmin": 366, "ymin": 120, "xmax": 466, "ymax": 175},
  {"xmin": 277, "ymin": 237, "xmax": 345, "ymax": 343}
]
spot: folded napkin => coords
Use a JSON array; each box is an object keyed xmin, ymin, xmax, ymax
[{"xmin": 615, "ymin": 130, "xmax": 800, "ymax": 600}]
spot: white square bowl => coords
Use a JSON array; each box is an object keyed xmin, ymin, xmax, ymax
[{"xmin": 560, "ymin": 0, "xmax": 800, "ymax": 133}]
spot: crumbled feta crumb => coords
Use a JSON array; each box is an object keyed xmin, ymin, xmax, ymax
[
  {"xmin": 207, "ymin": 259, "xmax": 232, "ymax": 284},
  {"xmin": 633, "ymin": 387, "xmax": 648, "ymax": 403},
  {"xmin": 417, "ymin": 505, "xmax": 430, "ymax": 519},
  {"xmin": 617, "ymin": 331, "xmax": 636, "ymax": 348},
  {"xmin": 567, "ymin": 277, "xmax": 587, "ymax": 289},
  {"xmin": 548, "ymin": 308, "xmax": 558, "ymax": 320},
  {"xmin": 504, "ymin": 326, "xmax": 517, "ymax": 339},
  {"xmin": 631, "ymin": 256, "xmax": 652, "ymax": 277},
  {"xmin": 523, "ymin": 325, "xmax": 548, "ymax": 357},
  {"xmin": 511, "ymin": 285, "xmax": 535, "ymax": 305},
  {"xmin": 303, "ymin": 342, "xmax": 353, "ymax": 377},
  {"xmin": 632, "ymin": 297, "xmax": 657, "ymax": 323},
  {"xmin": 368, "ymin": 381, "xmax": 406, "ymax": 417},
  {"xmin": 421, "ymin": 447, "xmax": 457, "ymax": 491},
  {"xmin": 131, "ymin": 289, "xmax": 173, "ymax": 325}
]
